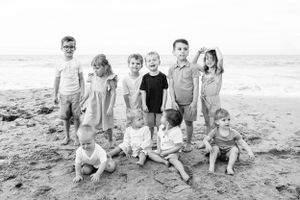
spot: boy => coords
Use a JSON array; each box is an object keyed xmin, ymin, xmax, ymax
[
  {"xmin": 54, "ymin": 36, "xmax": 85, "ymax": 145},
  {"xmin": 168, "ymin": 39, "xmax": 200, "ymax": 152},
  {"xmin": 203, "ymin": 108, "xmax": 255, "ymax": 175},
  {"xmin": 73, "ymin": 125, "xmax": 116, "ymax": 183},
  {"xmin": 140, "ymin": 52, "xmax": 168, "ymax": 137},
  {"xmin": 122, "ymin": 54, "xmax": 144, "ymax": 111}
]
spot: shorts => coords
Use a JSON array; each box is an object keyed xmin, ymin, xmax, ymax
[
  {"xmin": 59, "ymin": 92, "xmax": 81, "ymax": 120},
  {"xmin": 178, "ymin": 104, "xmax": 197, "ymax": 121},
  {"xmin": 144, "ymin": 112, "xmax": 162, "ymax": 127},
  {"xmin": 201, "ymin": 96, "xmax": 220, "ymax": 117},
  {"xmin": 215, "ymin": 145, "xmax": 239, "ymax": 162}
]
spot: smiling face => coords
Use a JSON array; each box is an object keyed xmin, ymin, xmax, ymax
[
  {"xmin": 61, "ymin": 41, "xmax": 76, "ymax": 59},
  {"xmin": 145, "ymin": 54, "xmax": 160, "ymax": 72},
  {"xmin": 173, "ymin": 42, "xmax": 189, "ymax": 62},
  {"xmin": 205, "ymin": 52, "xmax": 216, "ymax": 68},
  {"xmin": 215, "ymin": 115, "xmax": 231, "ymax": 129},
  {"xmin": 128, "ymin": 58, "xmax": 142, "ymax": 74}
]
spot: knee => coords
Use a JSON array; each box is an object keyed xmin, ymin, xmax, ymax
[
  {"xmin": 211, "ymin": 146, "xmax": 220, "ymax": 154},
  {"xmin": 230, "ymin": 146, "xmax": 239, "ymax": 155},
  {"xmin": 185, "ymin": 120, "xmax": 193, "ymax": 127},
  {"xmin": 81, "ymin": 164, "xmax": 93, "ymax": 175}
]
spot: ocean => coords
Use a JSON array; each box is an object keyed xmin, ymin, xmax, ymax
[{"xmin": 0, "ymin": 55, "xmax": 300, "ymax": 97}]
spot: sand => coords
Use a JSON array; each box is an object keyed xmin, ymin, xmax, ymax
[{"xmin": 0, "ymin": 88, "xmax": 300, "ymax": 200}]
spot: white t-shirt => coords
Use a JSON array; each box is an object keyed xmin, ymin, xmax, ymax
[
  {"xmin": 55, "ymin": 58, "xmax": 83, "ymax": 95},
  {"xmin": 75, "ymin": 144, "xmax": 107, "ymax": 168},
  {"xmin": 157, "ymin": 126, "xmax": 183, "ymax": 151},
  {"xmin": 122, "ymin": 73, "xmax": 143, "ymax": 109}
]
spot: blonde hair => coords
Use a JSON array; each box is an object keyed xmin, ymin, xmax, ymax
[
  {"xmin": 145, "ymin": 51, "xmax": 160, "ymax": 62},
  {"xmin": 214, "ymin": 108, "xmax": 230, "ymax": 121},
  {"xmin": 91, "ymin": 54, "xmax": 113, "ymax": 76},
  {"xmin": 127, "ymin": 109, "xmax": 143, "ymax": 126},
  {"xmin": 77, "ymin": 124, "xmax": 96, "ymax": 140}
]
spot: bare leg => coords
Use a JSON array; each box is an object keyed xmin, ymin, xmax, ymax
[
  {"xmin": 62, "ymin": 119, "xmax": 70, "ymax": 145},
  {"xmin": 209, "ymin": 146, "xmax": 219, "ymax": 173},
  {"xmin": 73, "ymin": 118, "xmax": 80, "ymax": 145},
  {"xmin": 226, "ymin": 146, "xmax": 239, "ymax": 175},
  {"xmin": 169, "ymin": 157, "xmax": 189, "ymax": 182},
  {"xmin": 106, "ymin": 129, "xmax": 113, "ymax": 147},
  {"xmin": 148, "ymin": 152, "xmax": 169, "ymax": 166},
  {"xmin": 107, "ymin": 146, "xmax": 122, "ymax": 157},
  {"xmin": 183, "ymin": 120, "xmax": 193, "ymax": 152},
  {"xmin": 136, "ymin": 152, "xmax": 146, "ymax": 166},
  {"xmin": 149, "ymin": 127, "xmax": 154, "ymax": 139}
]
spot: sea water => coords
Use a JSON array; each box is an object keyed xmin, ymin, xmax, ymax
[{"xmin": 0, "ymin": 55, "xmax": 299, "ymax": 97}]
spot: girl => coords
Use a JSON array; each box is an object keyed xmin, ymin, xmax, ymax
[
  {"xmin": 82, "ymin": 54, "xmax": 117, "ymax": 147},
  {"xmin": 203, "ymin": 108, "xmax": 254, "ymax": 175},
  {"xmin": 193, "ymin": 47, "xmax": 224, "ymax": 134},
  {"xmin": 107, "ymin": 109, "xmax": 152, "ymax": 166},
  {"xmin": 148, "ymin": 109, "xmax": 190, "ymax": 182}
]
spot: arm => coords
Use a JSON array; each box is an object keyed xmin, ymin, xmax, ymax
[
  {"xmin": 189, "ymin": 77, "xmax": 199, "ymax": 110},
  {"xmin": 203, "ymin": 135, "xmax": 213, "ymax": 152},
  {"xmin": 168, "ymin": 78, "xmax": 179, "ymax": 110},
  {"xmin": 161, "ymin": 89, "xmax": 167, "ymax": 112},
  {"xmin": 123, "ymin": 94, "xmax": 131, "ymax": 110},
  {"xmin": 192, "ymin": 47, "xmax": 206, "ymax": 71},
  {"xmin": 122, "ymin": 79, "xmax": 131, "ymax": 109},
  {"xmin": 90, "ymin": 160, "xmax": 107, "ymax": 182},
  {"xmin": 78, "ymin": 72, "xmax": 85, "ymax": 100},
  {"xmin": 54, "ymin": 76, "xmax": 60, "ymax": 104},
  {"xmin": 140, "ymin": 90, "xmax": 148, "ymax": 112},
  {"xmin": 237, "ymin": 138, "xmax": 255, "ymax": 160},
  {"xmin": 212, "ymin": 47, "xmax": 224, "ymax": 74},
  {"xmin": 107, "ymin": 87, "xmax": 116, "ymax": 116},
  {"xmin": 73, "ymin": 163, "xmax": 83, "ymax": 183}
]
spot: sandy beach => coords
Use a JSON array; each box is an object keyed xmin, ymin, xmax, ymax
[{"xmin": 0, "ymin": 87, "xmax": 300, "ymax": 200}]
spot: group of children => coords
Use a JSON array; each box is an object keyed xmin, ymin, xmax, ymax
[{"xmin": 54, "ymin": 36, "xmax": 254, "ymax": 184}]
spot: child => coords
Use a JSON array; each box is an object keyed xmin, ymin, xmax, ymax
[
  {"xmin": 193, "ymin": 47, "xmax": 224, "ymax": 134},
  {"xmin": 203, "ymin": 108, "xmax": 255, "ymax": 175},
  {"xmin": 148, "ymin": 109, "xmax": 190, "ymax": 182},
  {"xmin": 82, "ymin": 54, "xmax": 117, "ymax": 147},
  {"xmin": 122, "ymin": 54, "xmax": 144, "ymax": 112},
  {"xmin": 107, "ymin": 109, "xmax": 152, "ymax": 166},
  {"xmin": 168, "ymin": 39, "xmax": 200, "ymax": 152},
  {"xmin": 73, "ymin": 125, "xmax": 116, "ymax": 183},
  {"xmin": 140, "ymin": 52, "xmax": 168, "ymax": 137},
  {"xmin": 54, "ymin": 36, "xmax": 85, "ymax": 145}
]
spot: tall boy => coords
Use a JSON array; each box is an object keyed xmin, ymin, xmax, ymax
[
  {"xmin": 122, "ymin": 54, "xmax": 144, "ymax": 111},
  {"xmin": 140, "ymin": 52, "xmax": 168, "ymax": 137},
  {"xmin": 168, "ymin": 39, "xmax": 200, "ymax": 152},
  {"xmin": 54, "ymin": 36, "xmax": 85, "ymax": 145}
]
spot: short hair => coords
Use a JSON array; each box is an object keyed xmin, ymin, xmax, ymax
[
  {"xmin": 172, "ymin": 39, "xmax": 189, "ymax": 50},
  {"xmin": 145, "ymin": 51, "xmax": 160, "ymax": 62},
  {"xmin": 214, "ymin": 108, "xmax": 230, "ymax": 121},
  {"xmin": 77, "ymin": 124, "xmax": 96, "ymax": 140},
  {"xmin": 127, "ymin": 109, "xmax": 143, "ymax": 126},
  {"xmin": 203, "ymin": 50, "xmax": 224, "ymax": 74},
  {"xmin": 164, "ymin": 109, "xmax": 183, "ymax": 127},
  {"xmin": 128, "ymin": 54, "xmax": 143, "ymax": 66},
  {"xmin": 61, "ymin": 36, "xmax": 76, "ymax": 47},
  {"xmin": 91, "ymin": 54, "xmax": 113, "ymax": 76}
]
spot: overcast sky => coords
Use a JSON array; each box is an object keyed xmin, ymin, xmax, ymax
[{"xmin": 0, "ymin": 0, "xmax": 299, "ymax": 55}]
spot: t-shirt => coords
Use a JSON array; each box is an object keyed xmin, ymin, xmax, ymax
[
  {"xmin": 122, "ymin": 73, "xmax": 143, "ymax": 109},
  {"xmin": 140, "ymin": 72, "xmax": 168, "ymax": 113},
  {"xmin": 55, "ymin": 58, "xmax": 83, "ymax": 95},
  {"xmin": 208, "ymin": 128, "xmax": 242, "ymax": 148},
  {"xmin": 168, "ymin": 62, "xmax": 200, "ymax": 105},
  {"xmin": 157, "ymin": 126, "xmax": 183, "ymax": 151},
  {"xmin": 75, "ymin": 144, "xmax": 107, "ymax": 168}
]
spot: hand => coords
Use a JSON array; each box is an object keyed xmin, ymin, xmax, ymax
[
  {"xmin": 142, "ymin": 104, "xmax": 149, "ymax": 112},
  {"xmin": 73, "ymin": 175, "xmax": 83, "ymax": 183},
  {"xmin": 54, "ymin": 96, "xmax": 59, "ymax": 105},
  {"xmin": 160, "ymin": 150, "xmax": 167, "ymax": 157},
  {"xmin": 125, "ymin": 147, "xmax": 133, "ymax": 158},
  {"xmin": 198, "ymin": 47, "xmax": 207, "ymax": 54},
  {"xmin": 90, "ymin": 173, "xmax": 101, "ymax": 182},
  {"xmin": 154, "ymin": 149, "xmax": 161, "ymax": 154},
  {"xmin": 188, "ymin": 102, "xmax": 197, "ymax": 115},
  {"xmin": 205, "ymin": 144, "xmax": 212, "ymax": 153},
  {"xmin": 164, "ymin": 154, "xmax": 173, "ymax": 160},
  {"xmin": 248, "ymin": 152, "xmax": 255, "ymax": 160},
  {"xmin": 160, "ymin": 106, "xmax": 165, "ymax": 113},
  {"xmin": 106, "ymin": 107, "xmax": 113, "ymax": 116},
  {"xmin": 171, "ymin": 101, "xmax": 179, "ymax": 110}
]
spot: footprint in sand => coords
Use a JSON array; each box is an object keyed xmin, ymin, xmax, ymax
[{"xmin": 294, "ymin": 131, "xmax": 300, "ymax": 136}]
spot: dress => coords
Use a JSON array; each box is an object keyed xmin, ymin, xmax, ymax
[
  {"xmin": 82, "ymin": 73, "xmax": 117, "ymax": 131},
  {"xmin": 201, "ymin": 73, "xmax": 222, "ymax": 117}
]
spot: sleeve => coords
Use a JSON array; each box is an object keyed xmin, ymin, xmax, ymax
[
  {"xmin": 140, "ymin": 126, "xmax": 152, "ymax": 149},
  {"xmin": 123, "ymin": 128, "xmax": 131, "ymax": 147},
  {"xmin": 77, "ymin": 61, "xmax": 83, "ymax": 73},
  {"xmin": 122, "ymin": 77, "xmax": 130, "ymax": 95},
  {"xmin": 171, "ymin": 128, "xmax": 183, "ymax": 144},
  {"xmin": 167, "ymin": 66, "xmax": 174, "ymax": 80},
  {"xmin": 232, "ymin": 129, "xmax": 242, "ymax": 140},
  {"xmin": 107, "ymin": 74, "xmax": 118, "ymax": 91},
  {"xmin": 191, "ymin": 64, "xmax": 200, "ymax": 78},
  {"xmin": 162, "ymin": 74, "xmax": 168, "ymax": 89},
  {"xmin": 97, "ymin": 146, "xmax": 107, "ymax": 163},
  {"xmin": 74, "ymin": 148, "xmax": 82, "ymax": 164},
  {"xmin": 55, "ymin": 66, "xmax": 61, "ymax": 77},
  {"xmin": 139, "ymin": 75, "xmax": 146, "ymax": 91},
  {"xmin": 87, "ymin": 73, "xmax": 94, "ymax": 83}
]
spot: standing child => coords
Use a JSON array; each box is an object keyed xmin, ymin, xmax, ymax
[
  {"xmin": 122, "ymin": 54, "xmax": 144, "ymax": 113},
  {"xmin": 54, "ymin": 36, "xmax": 85, "ymax": 145},
  {"xmin": 108, "ymin": 109, "xmax": 152, "ymax": 166},
  {"xmin": 203, "ymin": 108, "xmax": 255, "ymax": 175},
  {"xmin": 140, "ymin": 52, "xmax": 168, "ymax": 138},
  {"xmin": 193, "ymin": 47, "xmax": 224, "ymax": 134},
  {"xmin": 168, "ymin": 39, "xmax": 200, "ymax": 152},
  {"xmin": 148, "ymin": 109, "xmax": 190, "ymax": 182},
  {"xmin": 73, "ymin": 125, "xmax": 116, "ymax": 183},
  {"xmin": 82, "ymin": 54, "xmax": 117, "ymax": 147}
]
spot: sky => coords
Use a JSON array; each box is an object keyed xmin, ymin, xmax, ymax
[{"xmin": 0, "ymin": 0, "xmax": 299, "ymax": 55}]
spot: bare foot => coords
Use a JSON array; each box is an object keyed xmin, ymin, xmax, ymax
[
  {"xmin": 225, "ymin": 168, "xmax": 234, "ymax": 175},
  {"xmin": 183, "ymin": 144, "xmax": 193, "ymax": 152},
  {"xmin": 61, "ymin": 137, "xmax": 70, "ymax": 145},
  {"xmin": 164, "ymin": 161, "xmax": 170, "ymax": 167},
  {"xmin": 208, "ymin": 169, "xmax": 215, "ymax": 174},
  {"xmin": 182, "ymin": 173, "xmax": 190, "ymax": 182},
  {"xmin": 136, "ymin": 161, "xmax": 144, "ymax": 167}
]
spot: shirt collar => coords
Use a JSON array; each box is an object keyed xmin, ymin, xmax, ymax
[{"xmin": 175, "ymin": 61, "xmax": 190, "ymax": 69}]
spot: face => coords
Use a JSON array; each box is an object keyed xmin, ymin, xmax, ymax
[
  {"xmin": 61, "ymin": 41, "xmax": 76, "ymax": 58},
  {"xmin": 205, "ymin": 53, "xmax": 216, "ymax": 68},
  {"xmin": 79, "ymin": 136, "xmax": 95, "ymax": 151},
  {"xmin": 173, "ymin": 42, "xmax": 189, "ymax": 61},
  {"xmin": 145, "ymin": 55, "xmax": 160, "ymax": 72},
  {"xmin": 93, "ymin": 65, "xmax": 106, "ymax": 77},
  {"xmin": 216, "ymin": 116, "xmax": 231, "ymax": 129},
  {"xmin": 128, "ymin": 58, "xmax": 142, "ymax": 74},
  {"xmin": 132, "ymin": 115, "xmax": 144, "ymax": 129}
]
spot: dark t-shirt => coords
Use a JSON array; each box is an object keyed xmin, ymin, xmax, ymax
[{"xmin": 140, "ymin": 72, "xmax": 168, "ymax": 113}]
